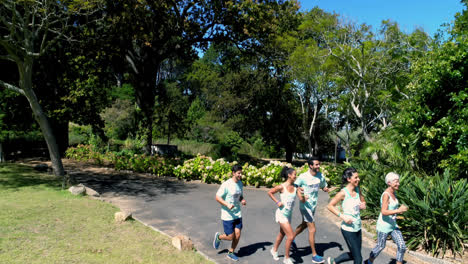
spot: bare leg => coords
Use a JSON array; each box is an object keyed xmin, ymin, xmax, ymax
[
  {"xmin": 306, "ymin": 222, "xmax": 318, "ymax": 256},
  {"xmin": 219, "ymin": 233, "xmax": 234, "ymax": 241},
  {"xmin": 230, "ymin": 228, "xmax": 241, "ymax": 252},
  {"xmin": 273, "ymin": 226, "xmax": 285, "ymax": 252},
  {"xmin": 280, "ymin": 222, "xmax": 295, "ymax": 259},
  {"xmin": 294, "ymin": 220, "xmax": 307, "ymax": 237}
]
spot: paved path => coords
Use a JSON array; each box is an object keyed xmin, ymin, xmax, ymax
[{"xmin": 75, "ymin": 174, "xmax": 395, "ymax": 264}]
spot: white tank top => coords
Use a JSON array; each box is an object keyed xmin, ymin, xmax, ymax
[
  {"xmin": 341, "ymin": 187, "xmax": 362, "ymax": 232},
  {"xmin": 279, "ymin": 183, "xmax": 297, "ymax": 218}
]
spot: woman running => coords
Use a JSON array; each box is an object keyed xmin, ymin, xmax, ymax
[
  {"xmin": 326, "ymin": 167, "xmax": 366, "ymax": 264},
  {"xmin": 366, "ymin": 172, "xmax": 408, "ymax": 264},
  {"xmin": 268, "ymin": 166, "xmax": 305, "ymax": 264}
]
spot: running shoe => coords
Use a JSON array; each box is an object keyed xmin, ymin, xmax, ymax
[
  {"xmin": 311, "ymin": 254, "xmax": 325, "ymax": 263},
  {"xmin": 270, "ymin": 248, "xmax": 279, "ymax": 261},
  {"xmin": 213, "ymin": 232, "xmax": 221, "ymax": 249},
  {"xmin": 283, "ymin": 257, "xmax": 294, "ymax": 264},
  {"xmin": 227, "ymin": 251, "xmax": 239, "ymax": 261},
  {"xmin": 327, "ymin": 257, "xmax": 335, "ymax": 264}
]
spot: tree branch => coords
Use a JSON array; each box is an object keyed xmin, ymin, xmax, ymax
[{"xmin": 0, "ymin": 80, "xmax": 25, "ymax": 96}]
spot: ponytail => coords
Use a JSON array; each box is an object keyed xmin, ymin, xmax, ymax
[
  {"xmin": 280, "ymin": 166, "xmax": 295, "ymax": 180},
  {"xmin": 341, "ymin": 167, "xmax": 357, "ymax": 189}
]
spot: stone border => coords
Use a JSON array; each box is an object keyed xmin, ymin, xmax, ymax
[{"xmin": 84, "ymin": 185, "xmax": 218, "ymax": 264}]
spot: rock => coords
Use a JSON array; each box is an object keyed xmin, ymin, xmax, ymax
[
  {"xmin": 171, "ymin": 235, "xmax": 193, "ymax": 251},
  {"xmin": 84, "ymin": 186, "xmax": 100, "ymax": 197},
  {"xmin": 114, "ymin": 211, "xmax": 132, "ymax": 223},
  {"xmin": 68, "ymin": 184, "xmax": 86, "ymax": 195}
]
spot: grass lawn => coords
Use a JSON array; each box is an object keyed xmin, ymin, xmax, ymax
[{"xmin": 0, "ymin": 163, "xmax": 212, "ymax": 264}]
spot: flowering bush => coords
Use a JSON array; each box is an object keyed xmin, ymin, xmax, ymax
[
  {"xmin": 173, "ymin": 154, "xmax": 233, "ymax": 183},
  {"xmin": 66, "ymin": 145, "xmax": 338, "ymax": 188},
  {"xmin": 173, "ymin": 155, "xmax": 310, "ymax": 187},
  {"xmin": 66, "ymin": 145, "xmax": 179, "ymax": 176}
]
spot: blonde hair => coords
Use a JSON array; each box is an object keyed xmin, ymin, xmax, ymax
[{"xmin": 385, "ymin": 172, "xmax": 400, "ymax": 185}]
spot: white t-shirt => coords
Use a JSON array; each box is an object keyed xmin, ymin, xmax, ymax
[{"xmin": 216, "ymin": 178, "xmax": 243, "ymax": 220}]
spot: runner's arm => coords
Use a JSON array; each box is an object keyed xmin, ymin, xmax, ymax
[
  {"xmin": 297, "ymin": 187, "xmax": 306, "ymax": 203},
  {"xmin": 380, "ymin": 193, "xmax": 405, "ymax": 215},
  {"xmin": 268, "ymin": 185, "xmax": 284, "ymax": 207},
  {"xmin": 216, "ymin": 195, "xmax": 234, "ymax": 209},
  {"xmin": 327, "ymin": 190, "xmax": 350, "ymax": 223},
  {"xmin": 358, "ymin": 186, "xmax": 366, "ymax": 210},
  {"xmin": 239, "ymin": 195, "xmax": 246, "ymax": 205}
]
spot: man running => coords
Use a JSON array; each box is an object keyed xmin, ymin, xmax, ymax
[
  {"xmin": 213, "ymin": 164, "xmax": 246, "ymax": 262},
  {"xmin": 294, "ymin": 157, "xmax": 329, "ymax": 263}
]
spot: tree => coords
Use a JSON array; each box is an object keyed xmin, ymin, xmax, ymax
[
  {"xmin": 286, "ymin": 8, "xmax": 339, "ymax": 156},
  {"xmin": 104, "ymin": 0, "xmax": 301, "ymax": 154},
  {"xmin": 0, "ymin": 0, "xmax": 100, "ymax": 187},
  {"xmin": 321, "ymin": 20, "xmax": 422, "ymax": 144},
  {"xmin": 393, "ymin": 2, "xmax": 467, "ymax": 178}
]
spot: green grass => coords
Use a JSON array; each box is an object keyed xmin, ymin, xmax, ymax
[{"xmin": 0, "ymin": 163, "xmax": 212, "ymax": 264}]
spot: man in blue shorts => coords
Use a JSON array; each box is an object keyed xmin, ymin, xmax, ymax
[
  {"xmin": 294, "ymin": 157, "xmax": 329, "ymax": 263},
  {"xmin": 213, "ymin": 164, "xmax": 246, "ymax": 261}
]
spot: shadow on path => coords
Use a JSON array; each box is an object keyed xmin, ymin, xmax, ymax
[
  {"xmin": 290, "ymin": 242, "xmax": 343, "ymax": 263},
  {"xmin": 217, "ymin": 241, "xmax": 273, "ymax": 257}
]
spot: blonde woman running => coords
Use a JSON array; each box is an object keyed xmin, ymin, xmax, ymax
[{"xmin": 366, "ymin": 172, "xmax": 408, "ymax": 264}]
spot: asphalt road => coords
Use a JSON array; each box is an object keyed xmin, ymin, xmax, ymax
[{"xmin": 76, "ymin": 175, "xmax": 395, "ymax": 264}]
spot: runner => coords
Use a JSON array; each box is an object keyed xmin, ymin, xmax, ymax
[
  {"xmin": 212, "ymin": 164, "xmax": 246, "ymax": 262},
  {"xmin": 268, "ymin": 166, "xmax": 305, "ymax": 264},
  {"xmin": 293, "ymin": 157, "xmax": 329, "ymax": 263},
  {"xmin": 326, "ymin": 167, "xmax": 367, "ymax": 264},
  {"xmin": 366, "ymin": 172, "xmax": 408, "ymax": 264}
]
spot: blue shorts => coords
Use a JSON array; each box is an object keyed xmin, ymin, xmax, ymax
[{"xmin": 223, "ymin": 218, "xmax": 243, "ymax": 235}]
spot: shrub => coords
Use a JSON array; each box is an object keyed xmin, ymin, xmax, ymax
[{"xmin": 398, "ymin": 171, "xmax": 467, "ymax": 257}]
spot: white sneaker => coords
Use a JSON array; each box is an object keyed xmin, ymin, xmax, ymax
[
  {"xmin": 270, "ymin": 248, "xmax": 279, "ymax": 261},
  {"xmin": 283, "ymin": 257, "xmax": 294, "ymax": 264}
]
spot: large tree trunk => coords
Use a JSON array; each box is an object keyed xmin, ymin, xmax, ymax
[
  {"xmin": 130, "ymin": 55, "xmax": 158, "ymax": 155},
  {"xmin": 51, "ymin": 119, "xmax": 69, "ymax": 156},
  {"xmin": 21, "ymin": 63, "xmax": 68, "ymax": 187}
]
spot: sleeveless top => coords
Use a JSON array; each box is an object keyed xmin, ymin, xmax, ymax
[
  {"xmin": 341, "ymin": 187, "xmax": 362, "ymax": 232},
  {"xmin": 376, "ymin": 192, "xmax": 399, "ymax": 233},
  {"xmin": 279, "ymin": 183, "xmax": 297, "ymax": 218}
]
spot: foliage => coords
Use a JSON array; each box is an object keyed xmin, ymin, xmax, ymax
[
  {"xmin": 100, "ymin": 99, "xmax": 137, "ymax": 140},
  {"xmin": 65, "ymin": 146, "xmax": 346, "ymax": 189},
  {"xmin": 68, "ymin": 123, "xmax": 93, "ymax": 146},
  {"xmin": 65, "ymin": 144, "xmax": 179, "ymax": 176},
  {"xmin": 398, "ymin": 172, "xmax": 468, "ymax": 257},
  {"xmin": 393, "ymin": 14, "xmax": 468, "ymax": 178},
  {"xmin": 350, "ymin": 158, "xmax": 467, "ymax": 257},
  {"xmin": 173, "ymin": 155, "xmax": 305, "ymax": 188}
]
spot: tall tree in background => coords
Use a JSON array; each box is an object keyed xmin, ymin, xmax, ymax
[
  {"xmin": 105, "ymin": 0, "xmax": 301, "ymax": 154},
  {"xmin": 0, "ymin": 0, "xmax": 100, "ymax": 186},
  {"xmin": 286, "ymin": 8, "xmax": 339, "ymax": 156}
]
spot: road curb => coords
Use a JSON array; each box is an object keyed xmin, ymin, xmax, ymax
[{"xmin": 84, "ymin": 186, "xmax": 219, "ymax": 264}]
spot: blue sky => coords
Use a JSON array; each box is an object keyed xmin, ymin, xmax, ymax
[{"xmin": 299, "ymin": 0, "xmax": 465, "ymax": 36}]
